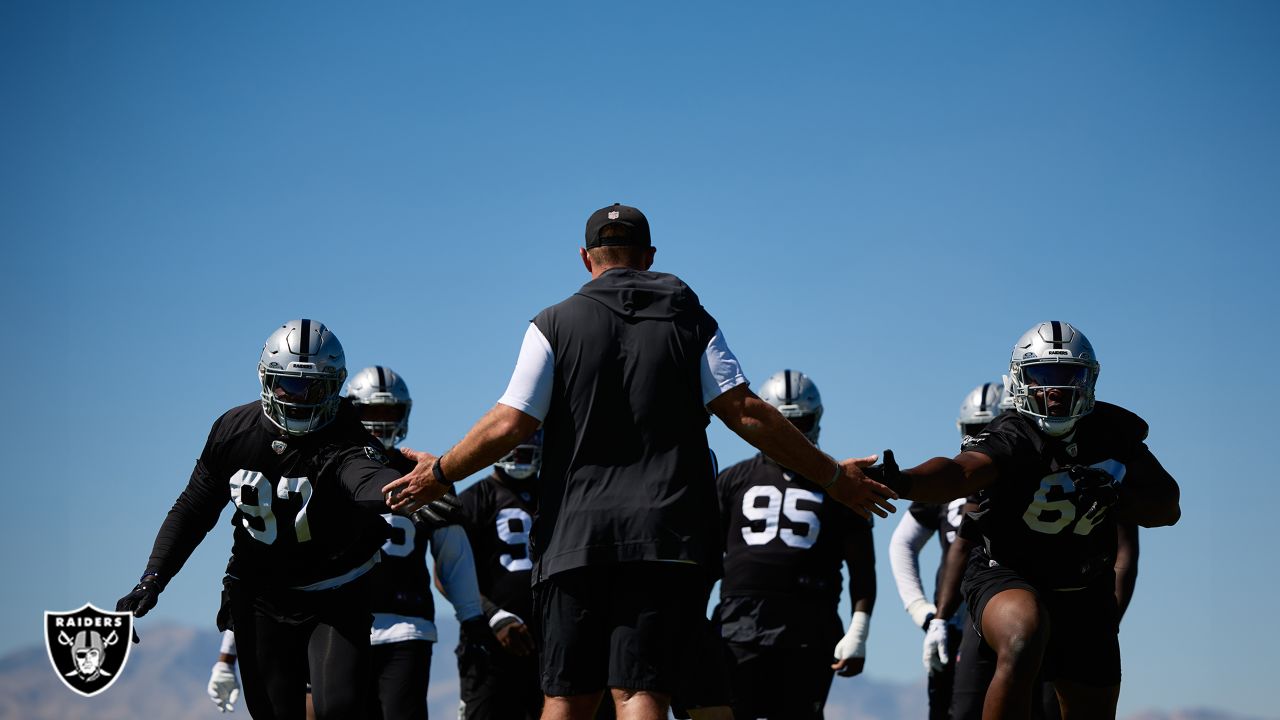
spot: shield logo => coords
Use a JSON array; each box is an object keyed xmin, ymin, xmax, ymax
[{"xmin": 44, "ymin": 603, "xmax": 134, "ymax": 697}]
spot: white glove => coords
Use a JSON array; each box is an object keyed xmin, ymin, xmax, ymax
[
  {"xmin": 906, "ymin": 598, "xmax": 937, "ymax": 630},
  {"xmin": 923, "ymin": 618, "xmax": 951, "ymax": 674},
  {"xmin": 833, "ymin": 611, "xmax": 870, "ymax": 661},
  {"xmin": 207, "ymin": 661, "xmax": 239, "ymax": 713}
]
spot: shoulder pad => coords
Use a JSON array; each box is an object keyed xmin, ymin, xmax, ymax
[{"xmin": 1091, "ymin": 402, "xmax": 1149, "ymax": 444}]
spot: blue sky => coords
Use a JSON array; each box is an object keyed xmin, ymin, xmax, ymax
[{"xmin": 3, "ymin": 1, "xmax": 1278, "ymax": 716}]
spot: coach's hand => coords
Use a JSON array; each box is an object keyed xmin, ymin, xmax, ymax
[
  {"xmin": 827, "ymin": 455, "xmax": 898, "ymax": 519},
  {"xmin": 382, "ymin": 448, "xmax": 450, "ymax": 515}
]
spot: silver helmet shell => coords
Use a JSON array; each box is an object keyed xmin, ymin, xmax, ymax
[
  {"xmin": 1005, "ymin": 321, "xmax": 1100, "ymax": 437},
  {"xmin": 258, "ymin": 319, "xmax": 347, "ymax": 436},
  {"xmin": 957, "ymin": 381, "xmax": 1004, "ymax": 438},
  {"xmin": 497, "ymin": 428, "xmax": 543, "ymax": 480},
  {"xmin": 347, "ymin": 366, "xmax": 412, "ymax": 449},
  {"xmin": 758, "ymin": 369, "xmax": 823, "ymax": 444}
]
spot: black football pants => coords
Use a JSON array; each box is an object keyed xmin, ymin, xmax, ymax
[{"xmin": 369, "ymin": 640, "xmax": 432, "ymax": 720}]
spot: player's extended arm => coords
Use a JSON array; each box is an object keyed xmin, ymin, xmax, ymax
[
  {"xmin": 887, "ymin": 512, "xmax": 937, "ymax": 629},
  {"xmin": 385, "ymin": 404, "xmax": 540, "ymax": 513},
  {"xmin": 708, "ymin": 384, "xmax": 897, "ymax": 519},
  {"xmin": 1114, "ymin": 522, "xmax": 1140, "ymax": 621},
  {"xmin": 1114, "ymin": 446, "xmax": 1180, "ymax": 527},
  {"xmin": 883, "ymin": 451, "xmax": 999, "ymax": 504},
  {"xmin": 833, "ymin": 522, "xmax": 875, "ymax": 677},
  {"xmin": 118, "ymin": 458, "xmax": 228, "ymax": 617}
]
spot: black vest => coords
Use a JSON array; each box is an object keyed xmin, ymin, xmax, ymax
[{"xmin": 530, "ymin": 269, "xmax": 721, "ymax": 581}]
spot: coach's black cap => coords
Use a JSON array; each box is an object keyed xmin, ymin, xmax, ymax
[{"xmin": 585, "ymin": 203, "xmax": 651, "ymax": 249}]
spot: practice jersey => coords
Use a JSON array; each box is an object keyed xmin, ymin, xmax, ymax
[
  {"xmin": 716, "ymin": 453, "xmax": 870, "ymax": 647},
  {"xmin": 962, "ymin": 402, "xmax": 1150, "ymax": 590},
  {"xmin": 904, "ymin": 498, "xmax": 967, "ymax": 588},
  {"xmin": 145, "ymin": 399, "xmax": 395, "ymax": 589},
  {"xmin": 460, "ymin": 472, "xmax": 538, "ymax": 621}
]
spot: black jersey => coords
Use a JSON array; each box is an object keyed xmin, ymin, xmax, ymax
[
  {"xmin": 460, "ymin": 472, "xmax": 537, "ymax": 621},
  {"xmin": 962, "ymin": 402, "xmax": 1150, "ymax": 590},
  {"xmin": 368, "ymin": 448, "xmax": 436, "ymax": 620},
  {"xmin": 145, "ymin": 399, "xmax": 396, "ymax": 589},
  {"xmin": 716, "ymin": 454, "xmax": 870, "ymax": 647}
]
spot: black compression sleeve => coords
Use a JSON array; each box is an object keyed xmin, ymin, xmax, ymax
[
  {"xmin": 334, "ymin": 449, "xmax": 400, "ymax": 511},
  {"xmin": 145, "ymin": 457, "xmax": 228, "ymax": 581}
]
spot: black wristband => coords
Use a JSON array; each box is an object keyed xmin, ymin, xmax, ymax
[{"xmin": 431, "ymin": 455, "xmax": 452, "ymax": 486}]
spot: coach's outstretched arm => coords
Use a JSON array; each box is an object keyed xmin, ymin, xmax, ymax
[
  {"xmin": 385, "ymin": 404, "xmax": 540, "ymax": 513},
  {"xmin": 707, "ymin": 384, "xmax": 898, "ymax": 519}
]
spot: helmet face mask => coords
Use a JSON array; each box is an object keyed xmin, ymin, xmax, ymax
[
  {"xmin": 1006, "ymin": 321, "xmax": 1099, "ymax": 437},
  {"xmin": 497, "ymin": 429, "xmax": 543, "ymax": 480},
  {"xmin": 346, "ymin": 366, "xmax": 412, "ymax": 450},
  {"xmin": 258, "ymin": 320, "xmax": 347, "ymax": 436},
  {"xmin": 758, "ymin": 370, "xmax": 823, "ymax": 445}
]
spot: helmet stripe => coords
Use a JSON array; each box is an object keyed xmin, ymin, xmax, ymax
[
  {"xmin": 979, "ymin": 382, "xmax": 991, "ymax": 411},
  {"xmin": 376, "ymin": 366, "xmax": 386, "ymax": 390},
  {"xmin": 784, "ymin": 369, "xmax": 793, "ymax": 402},
  {"xmin": 1049, "ymin": 320, "xmax": 1064, "ymax": 349},
  {"xmin": 299, "ymin": 319, "xmax": 312, "ymax": 356}
]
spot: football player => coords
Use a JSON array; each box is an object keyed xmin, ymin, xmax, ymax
[
  {"xmin": 868, "ymin": 322, "xmax": 1179, "ymax": 720},
  {"xmin": 453, "ymin": 431, "xmax": 545, "ymax": 720},
  {"xmin": 889, "ymin": 381, "xmax": 1001, "ymax": 720},
  {"xmin": 714, "ymin": 370, "xmax": 876, "ymax": 720},
  {"xmin": 347, "ymin": 365, "xmax": 491, "ymax": 720},
  {"xmin": 117, "ymin": 319, "xmax": 402, "ymax": 720}
]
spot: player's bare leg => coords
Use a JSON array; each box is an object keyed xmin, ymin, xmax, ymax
[
  {"xmin": 542, "ymin": 691, "xmax": 604, "ymax": 720},
  {"xmin": 980, "ymin": 589, "xmax": 1049, "ymax": 720},
  {"xmin": 1053, "ymin": 677, "xmax": 1118, "ymax": 720},
  {"xmin": 610, "ymin": 688, "xmax": 670, "ymax": 720}
]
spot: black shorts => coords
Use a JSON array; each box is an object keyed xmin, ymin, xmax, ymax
[
  {"xmin": 534, "ymin": 561, "xmax": 706, "ymax": 697},
  {"xmin": 723, "ymin": 642, "xmax": 834, "ymax": 720},
  {"xmin": 962, "ymin": 550, "xmax": 1121, "ymax": 687},
  {"xmin": 670, "ymin": 584, "xmax": 733, "ymax": 718}
]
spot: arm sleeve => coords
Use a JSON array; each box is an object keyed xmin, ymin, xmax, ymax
[
  {"xmin": 430, "ymin": 525, "xmax": 484, "ymax": 622},
  {"xmin": 334, "ymin": 448, "xmax": 400, "ymax": 511},
  {"xmin": 888, "ymin": 511, "xmax": 936, "ymax": 612},
  {"xmin": 145, "ymin": 451, "xmax": 231, "ymax": 581},
  {"xmin": 497, "ymin": 323, "xmax": 555, "ymax": 422},
  {"xmin": 700, "ymin": 327, "xmax": 748, "ymax": 405}
]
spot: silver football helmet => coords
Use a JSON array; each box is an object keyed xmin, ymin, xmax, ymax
[
  {"xmin": 957, "ymin": 381, "xmax": 1004, "ymax": 438},
  {"xmin": 347, "ymin": 366, "xmax": 412, "ymax": 449},
  {"xmin": 258, "ymin": 319, "xmax": 347, "ymax": 436},
  {"xmin": 497, "ymin": 429, "xmax": 543, "ymax": 480},
  {"xmin": 758, "ymin": 369, "xmax": 823, "ymax": 444},
  {"xmin": 1005, "ymin": 321, "xmax": 1100, "ymax": 437}
]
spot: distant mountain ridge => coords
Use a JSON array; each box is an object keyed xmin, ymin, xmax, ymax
[{"xmin": 0, "ymin": 623, "xmax": 1268, "ymax": 720}]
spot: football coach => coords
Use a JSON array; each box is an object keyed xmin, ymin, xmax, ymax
[{"xmin": 384, "ymin": 203, "xmax": 898, "ymax": 720}]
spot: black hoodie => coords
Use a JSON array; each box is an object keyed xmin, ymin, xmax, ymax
[{"xmin": 530, "ymin": 268, "xmax": 722, "ymax": 582}]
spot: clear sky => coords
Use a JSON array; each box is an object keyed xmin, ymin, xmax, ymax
[{"xmin": 3, "ymin": 1, "xmax": 1278, "ymax": 716}]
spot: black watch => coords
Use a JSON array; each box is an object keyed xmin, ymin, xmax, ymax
[{"xmin": 432, "ymin": 455, "xmax": 453, "ymax": 486}]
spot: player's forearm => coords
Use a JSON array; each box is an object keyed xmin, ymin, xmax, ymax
[
  {"xmin": 429, "ymin": 525, "xmax": 485, "ymax": 621},
  {"xmin": 887, "ymin": 514, "xmax": 932, "ymax": 613},
  {"xmin": 1113, "ymin": 522, "xmax": 1140, "ymax": 621},
  {"xmin": 899, "ymin": 456, "xmax": 990, "ymax": 504},
  {"xmin": 935, "ymin": 535, "xmax": 972, "ymax": 621},
  {"xmin": 146, "ymin": 478, "xmax": 225, "ymax": 581},
  {"xmin": 711, "ymin": 386, "xmax": 837, "ymax": 485},
  {"xmin": 440, "ymin": 404, "xmax": 541, "ymax": 482}
]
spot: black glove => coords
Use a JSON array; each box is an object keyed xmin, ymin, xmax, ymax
[
  {"xmin": 1067, "ymin": 465, "xmax": 1120, "ymax": 523},
  {"xmin": 116, "ymin": 573, "xmax": 164, "ymax": 619},
  {"xmin": 863, "ymin": 449, "xmax": 911, "ymax": 497},
  {"xmin": 412, "ymin": 490, "xmax": 465, "ymax": 529},
  {"xmin": 458, "ymin": 616, "xmax": 498, "ymax": 665}
]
